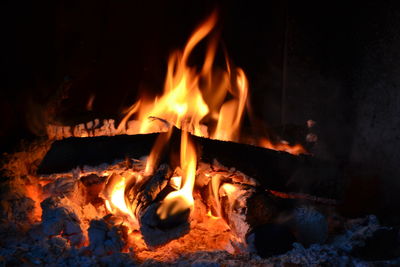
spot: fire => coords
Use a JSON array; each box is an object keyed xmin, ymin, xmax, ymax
[
  {"xmin": 106, "ymin": 177, "xmax": 130, "ymax": 214},
  {"xmin": 123, "ymin": 13, "xmax": 217, "ymax": 136},
  {"xmin": 259, "ymin": 138, "xmax": 306, "ymax": 155},
  {"xmin": 103, "ymin": 10, "xmax": 307, "ymax": 244},
  {"xmin": 212, "ymin": 67, "xmax": 248, "ymax": 141},
  {"xmin": 144, "ymin": 129, "xmax": 173, "ymax": 176},
  {"xmin": 116, "ymin": 11, "xmax": 249, "ymax": 142},
  {"xmin": 157, "ymin": 131, "xmax": 197, "ymax": 220},
  {"xmin": 115, "ymin": 11, "xmax": 305, "ymax": 155},
  {"xmin": 103, "ymin": 173, "xmax": 137, "ymax": 224}
]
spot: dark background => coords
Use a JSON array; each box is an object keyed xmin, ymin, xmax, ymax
[{"xmin": 2, "ymin": 1, "xmax": 400, "ymax": 220}]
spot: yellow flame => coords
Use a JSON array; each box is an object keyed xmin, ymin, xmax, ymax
[
  {"xmin": 212, "ymin": 68, "xmax": 248, "ymax": 141},
  {"xmin": 156, "ymin": 131, "xmax": 197, "ymax": 220},
  {"xmin": 117, "ymin": 11, "xmax": 249, "ymax": 141},
  {"xmin": 144, "ymin": 129, "xmax": 172, "ymax": 176},
  {"xmin": 259, "ymin": 138, "xmax": 306, "ymax": 155},
  {"xmin": 211, "ymin": 174, "xmax": 222, "ymax": 217},
  {"xmin": 103, "ymin": 173, "xmax": 137, "ymax": 224},
  {"xmin": 107, "ymin": 176, "xmax": 134, "ymax": 216},
  {"xmin": 221, "ymin": 183, "xmax": 238, "ymax": 196},
  {"xmin": 71, "ymin": 11, "xmax": 306, "ymax": 155}
]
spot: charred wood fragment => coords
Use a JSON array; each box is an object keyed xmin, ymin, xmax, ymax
[{"xmin": 126, "ymin": 165, "xmax": 192, "ymax": 247}]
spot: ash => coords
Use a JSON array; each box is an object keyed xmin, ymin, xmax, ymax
[
  {"xmin": 1, "ymin": 215, "xmax": 398, "ymax": 266},
  {"xmin": 1, "ymin": 144, "xmax": 399, "ymax": 266}
]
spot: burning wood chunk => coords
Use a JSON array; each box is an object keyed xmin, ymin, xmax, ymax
[
  {"xmin": 129, "ymin": 165, "xmax": 171, "ymax": 215},
  {"xmin": 125, "ymin": 165, "xmax": 193, "ymax": 248},
  {"xmin": 88, "ymin": 215, "xmax": 128, "ymax": 256},
  {"xmin": 37, "ymin": 130, "xmax": 344, "ymax": 200},
  {"xmin": 219, "ymin": 184, "xmax": 255, "ymax": 243},
  {"xmin": 139, "ymin": 202, "xmax": 191, "ymax": 248},
  {"xmin": 46, "ymin": 119, "xmax": 121, "ymax": 140}
]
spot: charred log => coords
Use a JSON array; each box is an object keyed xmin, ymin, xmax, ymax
[
  {"xmin": 37, "ymin": 128, "xmax": 343, "ymax": 199},
  {"xmin": 37, "ymin": 133, "xmax": 159, "ymax": 174},
  {"xmin": 122, "ymin": 164, "xmax": 192, "ymax": 247}
]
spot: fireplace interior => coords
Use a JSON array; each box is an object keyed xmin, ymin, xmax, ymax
[{"xmin": 2, "ymin": 1, "xmax": 400, "ymax": 266}]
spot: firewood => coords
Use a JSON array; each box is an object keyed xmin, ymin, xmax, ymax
[
  {"xmin": 38, "ymin": 128, "xmax": 343, "ymax": 200},
  {"xmin": 124, "ymin": 164, "xmax": 192, "ymax": 247},
  {"xmin": 37, "ymin": 133, "xmax": 159, "ymax": 175}
]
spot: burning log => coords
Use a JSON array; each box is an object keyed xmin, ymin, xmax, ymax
[
  {"xmin": 129, "ymin": 158, "xmax": 194, "ymax": 246},
  {"xmin": 37, "ymin": 133, "xmax": 158, "ymax": 174},
  {"xmin": 37, "ymin": 129, "xmax": 343, "ymax": 200}
]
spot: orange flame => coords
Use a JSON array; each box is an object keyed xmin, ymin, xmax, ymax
[
  {"xmin": 115, "ymin": 12, "xmax": 304, "ymax": 155},
  {"xmin": 259, "ymin": 138, "xmax": 306, "ymax": 155},
  {"xmin": 117, "ymin": 12, "xmax": 249, "ymax": 142},
  {"xmin": 156, "ymin": 131, "xmax": 197, "ymax": 220},
  {"xmin": 103, "ymin": 173, "xmax": 137, "ymax": 225},
  {"xmin": 124, "ymin": 13, "xmax": 218, "ymax": 136},
  {"xmin": 144, "ymin": 129, "xmax": 173, "ymax": 176},
  {"xmin": 212, "ymin": 68, "xmax": 248, "ymax": 141}
]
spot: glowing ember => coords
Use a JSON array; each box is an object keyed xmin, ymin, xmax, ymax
[{"xmin": 259, "ymin": 138, "xmax": 306, "ymax": 155}]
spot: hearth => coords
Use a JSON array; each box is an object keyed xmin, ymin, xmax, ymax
[{"xmin": 2, "ymin": 3, "xmax": 400, "ymax": 266}]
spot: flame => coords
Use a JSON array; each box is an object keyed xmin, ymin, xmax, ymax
[
  {"xmin": 259, "ymin": 138, "xmax": 306, "ymax": 155},
  {"xmin": 221, "ymin": 183, "xmax": 238, "ymax": 196},
  {"xmin": 103, "ymin": 173, "xmax": 137, "ymax": 224},
  {"xmin": 86, "ymin": 94, "xmax": 96, "ymax": 111},
  {"xmin": 156, "ymin": 131, "xmax": 197, "ymax": 220},
  {"xmin": 122, "ymin": 13, "xmax": 218, "ymax": 136},
  {"xmin": 144, "ymin": 129, "xmax": 172, "ymax": 176},
  {"xmin": 117, "ymin": 12, "xmax": 246, "ymax": 140},
  {"xmin": 212, "ymin": 68, "xmax": 248, "ymax": 141},
  {"xmin": 210, "ymin": 174, "xmax": 222, "ymax": 217},
  {"xmin": 107, "ymin": 176, "xmax": 130, "ymax": 214},
  {"xmin": 114, "ymin": 12, "xmax": 305, "ymax": 155}
]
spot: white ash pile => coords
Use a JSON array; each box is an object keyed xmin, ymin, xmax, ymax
[{"xmin": 1, "ymin": 144, "xmax": 400, "ymax": 266}]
